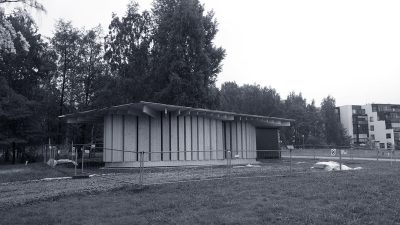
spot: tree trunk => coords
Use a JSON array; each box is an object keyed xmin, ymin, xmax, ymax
[
  {"xmin": 58, "ymin": 49, "xmax": 68, "ymax": 144},
  {"xmin": 12, "ymin": 142, "xmax": 16, "ymax": 164},
  {"xmin": 4, "ymin": 148, "xmax": 9, "ymax": 162}
]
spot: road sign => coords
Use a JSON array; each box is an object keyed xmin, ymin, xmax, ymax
[{"xmin": 331, "ymin": 149, "xmax": 336, "ymax": 156}]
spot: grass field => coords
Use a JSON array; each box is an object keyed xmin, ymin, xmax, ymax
[{"xmin": 2, "ymin": 160, "xmax": 400, "ymax": 224}]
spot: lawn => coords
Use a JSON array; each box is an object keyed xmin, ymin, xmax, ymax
[
  {"xmin": 2, "ymin": 160, "xmax": 400, "ymax": 225},
  {"xmin": 0, "ymin": 163, "xmax": 72, "ymax": 183}
]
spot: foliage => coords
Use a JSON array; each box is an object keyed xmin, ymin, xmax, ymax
[
  {"xmin": 320, "ymin": 95, "xmax": 350, "ymax": 146},
  {"xmin": 219, "ymin": 82, "xmax": 282, "ymax": 116},
  {"xmin": 151, "ymin": 0, "xmax": 225, "ymax": 108},
  {"xmin": 0, "ymin": 0, "xmax": 353, "ymax": 163},
  {"xmin": 103, "ymin": 2, "xmax": 152, "ymax": 106}
]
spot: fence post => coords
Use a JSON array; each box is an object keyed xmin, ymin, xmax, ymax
[
  {"xmin": 339, "ymin": 149, "xmax": 342, "ymax": 171},
  {"xmin": 81, "ymin": 146, "xmax": 84, "ymax": 174},
  {"xmin": 139, "ymin": 151, "xmax": 144, "ymax": 186},
  {"xmin": 226, "ymin": 150, "xmax": 231, "ymax": 179},
  {"xmin": 43, "ymin": 145, "xmax": 46, "ymax": 163},
  {"xmin": 289, "ymin": 148, "xmax": 292, "ymax": 175},
  {"xmin": 313, "ymin": 147, "xmax": 316, "ymax": 160},
  {"xmin": 391, "ymin": 149, "xmax": 393, "ymax": 167},
  {"xmin": 74, "ymin": 146, "xmax": 77, "ymax": 176},
  {"xmin": 376, "ymin": 150, "xmax": 379, "ymax": 161}
]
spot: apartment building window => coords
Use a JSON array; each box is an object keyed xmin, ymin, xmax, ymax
[
  {"xmin": 386, "ymin": 133, "xmax": 391, "ymax": 139},
  {"xmin": 370, "ymin": 125, "xmax": 374, "ymax": 131},
  {"xmin": 370, "ymin": 117, "xmax": 374, "ymax": 122},
  {"xmin": 380, "ymin": 143, "xmax": 385, "ymax": 149},
  {"xmin": 370, "ymin": 134, "xmax": 375, "ymax": 140}
]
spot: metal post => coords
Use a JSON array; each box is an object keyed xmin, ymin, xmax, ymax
[
  {"xmin": 81, "ymin": 146, "xmax": 84, "ymax": 174},
  {"xmin": 226, "ymin": 150, "xmax": 231, "ymax": 179},
  {"xmin": 313, "ymin": 147, "xmax": 316, "ymax": 160},
  {"xmin": 73, "ymin": 142, "xmax": 77, "ymax": 176},
  {"xmin": 48, "ymin": 138, "xmax": 51, "ymax": 160},
  {"xmin": 377, "ymin": 150, "xmax": 379, "ymax": 161},
  {"xmin": 289, "ymin": 148, "xmax": 292, "ymax": 175},
  {"xmin": 139, "ymin": 151, "xmax": 144, "ymax": 186},
  {"xmin": 391, "ymin": 150, "xmax": 393, "ymax": 167},
  {"xmin": 339, "ymin": 149, "xmax": 342, "ymax": 171},
  {"xmin": 43, "ymin": 145, "xmax": 45, "ymax": 163}
]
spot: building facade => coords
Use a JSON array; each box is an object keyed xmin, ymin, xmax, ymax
[
  {"xmin": 61, "ymin": 102, "xmax": 293, "ymax": 167},
  {"xmin": 337, "ymin": 105, "xmax": 369, "ymax": 145},
  {"xmin": 338, "ymin": 104, "xmax": 400, "ymax": 149}
]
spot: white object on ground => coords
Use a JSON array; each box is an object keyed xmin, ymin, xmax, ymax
[
  {"xmin": 47, "ymin": 159, "xmax": 78, "ymax": 167},
  {"xmin": 233, "ymin": 164, "xmax": 261, "ymax": 168},
  {"xmin": 40, "ymin": 177, "xmax": 72, "ymax": 181},
  {"xmin": 311, "ymin": 161, "xmax": 362, "ymax": 171}
]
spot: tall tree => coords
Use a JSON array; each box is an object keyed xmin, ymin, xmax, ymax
[
  {"xmin": 78, "ymin": 26, "xmax": 105, "ymax": 109},
  {"xmin": 51, "ymin": 20, "xmax": 81, "ymax": 116},
  {"xmin": 305, "ymin": 100, "xmax": 325, "ymax": 145},
  {"xmin": 151, "ymin": 0, "xmax": 225, "ymax": 107},
  {"xmin": 103, "ymin": 2, "xmax": 152, "ymax": 105},
  {"xmin": 320, "ymin": 95, "xmax": 350, "ymax": 146},
  {"xmin": 0, "ymin": 7, "xmax": 57, "ymax": 162}
]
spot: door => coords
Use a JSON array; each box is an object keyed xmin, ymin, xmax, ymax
[{"xmin": 256, "ymin": 128, "xmax": 280, "ymax": 159}]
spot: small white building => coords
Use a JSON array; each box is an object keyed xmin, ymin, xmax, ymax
[{"xmin": 61, "ymin": 102, "xmax": 293, "ymax": 167}]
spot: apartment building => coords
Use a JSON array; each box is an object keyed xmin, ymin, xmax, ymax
[
  {"xmin": 337, "ymin": 104, "xmax": 400, "ymax": 149},
  {"xmin": 336, "ymin": 105, "xmax": 369, "ymax": 145}
]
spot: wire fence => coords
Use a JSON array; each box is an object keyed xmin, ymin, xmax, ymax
[{"xmin": 39, "ymin": 143, "xmax": 400, "ymax": 187}]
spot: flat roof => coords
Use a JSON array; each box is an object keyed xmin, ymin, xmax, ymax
[{"xmin": 60, "ymin": 101, "xmax": 294, "ymax": 128}]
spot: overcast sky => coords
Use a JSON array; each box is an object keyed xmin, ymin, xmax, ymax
[{"xmin": 20, "ymin": 0, "xmax": 400, "ymax": 106}]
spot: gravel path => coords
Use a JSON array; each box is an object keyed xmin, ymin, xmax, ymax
[{"xmin": 0, "ymin": 161, "xmax": 311, "ymax": 209}]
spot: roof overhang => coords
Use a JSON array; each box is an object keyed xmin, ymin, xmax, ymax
[{"xmin": 59, "ymin": 101, "xmax": 294, "ymax": 128}]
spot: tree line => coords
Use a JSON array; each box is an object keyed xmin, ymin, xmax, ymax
[{"xmin": 0, "ymin": 0, "xmax": 349, "ymax": 163}]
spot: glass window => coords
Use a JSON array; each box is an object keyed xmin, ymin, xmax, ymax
[
  {"xmin": 380, "ymin": 143, "xmax": 385, "ymax": 149},
  {"xmin": 370, "ymin": 125, "xmax": 374, "ymax": 131},
  {"xmin": 370, "ymin": 117, "xmax": 374, "ymax": 122},
  {"xmin": 386, "ymin": 133, "xmax": 392, "ymax": 139},
  {"xmin": 370, "ymin": 134, "xmax": 375, "ymax": 140}
]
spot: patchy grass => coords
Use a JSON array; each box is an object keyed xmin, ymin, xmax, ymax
[
  {"xmin": 2, "ymin": 161, "xmax": 400, "ymax": 225},
  {"xmin": 0, "ymin": 163, "xmax": 72, "ymax": 183}
]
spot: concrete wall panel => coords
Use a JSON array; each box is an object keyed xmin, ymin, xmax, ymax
[
  {"xmin": 150, "ymin": 115, "xmax": 162, "ymax": 161},
  {"xmin": 192, "ymin": 116, "xmax": 198, "ymax": 160},
  {"xmin": 210, "ymin": 119, "xmax": 217, "ymax": 160},
  {"xmin": 104, "ymin": 115, "xmax": 112, "ymax": 162},
  {"xmin": 198, "ymin": 117, "xmax": 204, "ymax": 160},
  {"xmin": 185, "ymin": 116, "xmax": 192, "ymax": 160},
  {"xmin": 178, "ymin": 116, "xmax": 185, "ymax": 160},
  {"xmin": 112, "ymin": 115, "xmax": 123, "ymax": 162},
  {"xmin": 204, "ymin": 118, "xmax": 210, "ymax": 160},
  {"xmin": 162, "ymin": 114, "xmax": 170, "ymax": 161},
  {"xmin": 170, "ymin": 115, "xmax": 178, "ymax": 160},
  {"xmin": 216, "ymin": 120, "xmax": 224, "ymax": 159},
  {"xmin": 124, "ymin": 115, "xmax": 137, "ymax": 162},
  {"xmin": 138, "ymin": 116, "xmax": 150, "ymax": 161}
]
